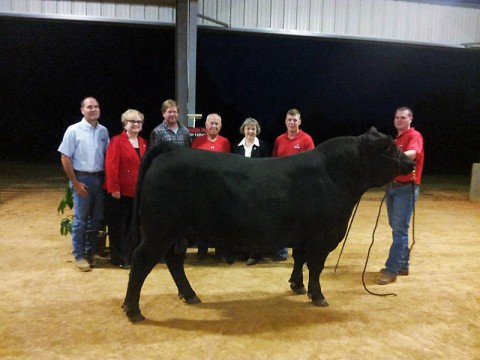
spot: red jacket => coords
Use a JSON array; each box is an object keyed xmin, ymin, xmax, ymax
[{"xmin": 104, "ymin": 131, "xmax": 148, "ymax": 197}]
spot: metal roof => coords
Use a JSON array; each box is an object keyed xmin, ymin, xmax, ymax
[{"xmin": 1, "ymin": 0, "xmax": 479, "ymax": 48}]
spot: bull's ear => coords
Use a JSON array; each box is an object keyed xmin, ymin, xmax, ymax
[
  {"xmin": 361, "ymin": 127, "xmax": 393, "ymax": 152},
  {"xmin": 361, "ymin": 127, "xmax": 381, "ymax": 142}
]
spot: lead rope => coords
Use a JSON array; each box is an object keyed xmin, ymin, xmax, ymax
[
  {"xmin": 334, "ymin": 200, "xmax": 361, "ymax": 273},
  {"xmin": 409, "ymin": 183, "xmax": 416, "ymax": 255},
  {"xmin": 408, "ymin": 170, "xmax": 417, "ymax": 255},
  {"xmin": 361, "ymin": 190, "xmax": 397, "ymax": 297}
]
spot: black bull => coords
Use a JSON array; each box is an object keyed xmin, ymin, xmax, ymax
[{"xmin": 122, "ymin": 127, "xmax": 415, "ymax": 322}]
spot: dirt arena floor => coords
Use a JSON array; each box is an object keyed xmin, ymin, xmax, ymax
[{"xmin": 0, "ymin": 162, "xmax": 479, "ymax": 360}]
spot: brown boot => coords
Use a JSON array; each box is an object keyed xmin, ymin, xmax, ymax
[{"xmin": 375, "ymin": 271, "xmax": 397, "ymax": 285}]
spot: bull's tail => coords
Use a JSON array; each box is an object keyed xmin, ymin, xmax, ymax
[{"xmin": 126, "ymin": 142, "xmax": 180, "ymax": 261}]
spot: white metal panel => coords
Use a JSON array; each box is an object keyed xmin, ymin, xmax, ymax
[
  {"xmin": 383, "ymin": 0, "xmax": 397, "ymax": 38},
  {"xmin": 244, "ymin": 0, "xmax": 258, "ymax": 28},
  {"xmin": 7, "ymin": 0, "xmax": 25, "ymax": 12},
  {"xmin": 201, "ymin": 0, "xmax": 218, "ymax": 25},
  {"xmin": 216, "ymin": 0, "xmax": 230, "ymax": 25},
  {"xmin": 392, "ymin": 1, "xmax": 409, "ymax": 40},
  {"xmin": 257, "ymin": 0, "xmax": 272, "ymax": 28},
  {"xmin": 71, "ymin": 1, "xmax": 86, "ymax": 16},
  {"xmin": 322, "ymin": 0, "xmax": 336, "ymax": 33},
  {"xmin": 309, "ymin": 0, "xmax": 323, "ymax": 32},
  {"xmin": 57, "ymin": 0, "xmax": 72, "ymax": 15},
  {"xmin": 158, "ymin": 3, "xmax": 174, "ymax": 22},
  {"xmin": 283, "ymin": 0, "xmax": 297, "ymax": 30},
  {"xmin": 231, "ymin": 0, "xmax": 244, "ymax": 27},
  {"xmin": 100, "ymin": 2, "xmax": 115, "ymax": 17},
  {"xmin": 43, "ymin": 0, "xmax": 57, "ymax": 14},
  {"xmin": 115, "ymin": 3, "xmax": 130, "ymax": 19},
  {"xmin": 345, "ymin": 0, "xmax": 360, "ymax": 35},
  {"xmin": 425, "ymin": 4, "xmax": 445, "ymax": 43},
  {"xmin": 129, "ymin": 3, "xmax": 145, "ymax": 19},
  {"xmin": 144, "ymin": 4, "xmax": 157, "ymax": 21},
  {"xmin": 358, "ymin": 0, "xmax": 373, "ymax": 36},
  {"xmin": 270, "ymin": 0, "xmax": 284, "ymax": 29},
  {"xmin": 29, "ymin": 0, "xmax": 42, "ymax": 13},
  {"xmin": 296, "ymin": 0, "xmax": 310, "ymax": 31},
  {"xmin": 85, "ymin": 2, "xmax": 101, "ymax": 16},
  {"xmin": 0, "ymin": 0, "xmax": 9, "ymax": 11},
  {"xmin": 334, "ymin": 0, "xmax": 347, "ymax": 34}
]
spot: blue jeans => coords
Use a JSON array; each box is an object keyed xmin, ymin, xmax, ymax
[
  {"xmin": 385, "ymin": 183, "xmax": 419, "ymax": 274},
  {"xmin": 71, "ymin": 174, "xmax": 105, "ymax": 261}
]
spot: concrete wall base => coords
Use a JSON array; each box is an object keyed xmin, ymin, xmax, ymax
[{"xmin": 470, "ymin": 163, "xmax": 480, "ymax": 202}]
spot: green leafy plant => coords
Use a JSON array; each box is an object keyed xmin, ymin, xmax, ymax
[{"xmin": 57, "ymin": 185, "xmax": 74, "ymax": 236}]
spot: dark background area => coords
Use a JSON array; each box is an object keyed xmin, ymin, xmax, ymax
[{"xmin": 1, "ymin": 17, "xmax": 479, "ymax": 174}]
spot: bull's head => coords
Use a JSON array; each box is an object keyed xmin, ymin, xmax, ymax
[{"xmin": 360, "ymin": 127, "xmax": 415, "ymax": 188}]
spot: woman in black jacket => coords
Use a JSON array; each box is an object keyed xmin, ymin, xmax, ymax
[{"xmin": 233, "ymin": 117, "xmax": 270, "ymax": 265}]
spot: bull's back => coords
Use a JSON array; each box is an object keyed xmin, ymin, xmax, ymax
[{"xmin": 138, "ymin": 147, "xmax": 354, "ymax": 249}]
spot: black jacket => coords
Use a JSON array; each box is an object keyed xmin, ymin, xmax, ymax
[{"xmin": 233, "ymin": 139, "xmax": 270, "ymax": 158}]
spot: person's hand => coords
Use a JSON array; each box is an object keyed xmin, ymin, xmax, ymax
[
  {"xmin": 73, "ymin": 181, "xmax": 88, "ymax": 197},
  {"xmin": 111, "ymin": 192, "xmax": 121, "ymax": 199}
]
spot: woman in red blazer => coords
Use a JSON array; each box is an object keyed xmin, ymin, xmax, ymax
[{"xmin": 105, "ymin": 109, "xmax": 148, "ymax": 268}]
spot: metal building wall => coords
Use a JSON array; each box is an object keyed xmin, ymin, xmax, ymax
[{"xmin": 1, "ymin": 0, "xmax": 479, "ymax": 47}]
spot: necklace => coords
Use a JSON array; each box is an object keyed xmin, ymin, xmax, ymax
[{"xmin": 128, "ymin": 137, "xmax": 138, "ymax": 147}]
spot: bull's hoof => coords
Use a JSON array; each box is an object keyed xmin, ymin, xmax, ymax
[
  {"xmin": 184, "ymin": 295, "xmax": 202, "ymax": 305},
  {"xmin": 290, "ymin": 282, "xmax": 307, "ymax": 295},
  {"xmin": 311, "ymin": 297, "xmax": 329, "ymax": 307},
  {"xmin": 121, "ymin": 303, "xmax": 146, "ymax": 322},
  {"xmin": 307, "ymin": 293, "xmax": 329, "ymax": 307},
  {"xmin": 127, "ymin": 312, "xmax": 146, "ymax": 323},
  {"xmin": 312, "ymin": 298, "xmax": 329, "ymax": 307}
]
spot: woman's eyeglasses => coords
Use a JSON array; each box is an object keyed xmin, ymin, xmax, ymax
[{"xmin": 127, "ymin": 120, "xmax": 143, "ymax": 125}]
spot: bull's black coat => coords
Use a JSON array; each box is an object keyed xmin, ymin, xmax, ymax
[{"xmin": 122, "ymin": 128, "xmax": 414, "ymax": 322}]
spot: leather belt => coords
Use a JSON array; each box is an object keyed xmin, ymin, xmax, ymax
[
  {"xmin": 390, "ymin": 180, "xmax": 413, "ymax": 187},
  {"xmin": 75, "ymin": 170, "xmax": 104, "ymax": 177}
]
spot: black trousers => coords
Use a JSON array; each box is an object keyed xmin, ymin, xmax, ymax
[{"xmin": 106, "ymin": 195, "xmax": 133, "ymax": 265}]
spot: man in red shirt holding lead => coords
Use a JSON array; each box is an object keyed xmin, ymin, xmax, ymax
[
  {"xmin": 271, "ymin": 108, "xmax": 315, "ymax": 261},
  {"xmin": 376, "ymin": 106, "xmax": 424, "ymax": 285}
]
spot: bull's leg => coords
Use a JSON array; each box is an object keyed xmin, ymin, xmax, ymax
[
  {"xmin": 164, "ymin": 245, "xmax": 201, "ymax": 305},
  {"xmin": 306, "ymin": 252, "xmax": 329, "ymax": 307},
  {"xmin": 122, "ymin": 242, "xmax": 159, "ymax": 322},
  {"xmin": 289, "ymin": 248, "xmax": 307, "ymax": 294}
]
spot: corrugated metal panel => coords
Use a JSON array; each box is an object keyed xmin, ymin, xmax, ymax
[
  {"xmin": 0, "ymin": 0, "xmax": 479, "ymax": 47},
  {"xmin": 257, "ymin": 0, "xmax": 272, "ymax": 28},
  {"xmin": 322, "ymin": 0, "xmax": 336, "ymax": 34},
  {"xmin": 231, "ymin": 0, "xmax": 244, "ymax": 27},
  {"xmin": 270, "ymin": 0, "xmax": 284, "ymax": 29},
  {"xmin": 244, "ymin": 0, "xmax": 258, "ymax": 28}
]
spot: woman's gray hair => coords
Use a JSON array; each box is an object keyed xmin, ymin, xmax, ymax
[{"xmin": 240, "ymin": 117, "xmax": 261, "ymax": 135}]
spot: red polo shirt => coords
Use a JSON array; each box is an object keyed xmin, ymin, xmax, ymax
[
  {"xmin": 192, "ymin": 134, "xmax": 231, "ymax": 153},
  {"xmin": 272, "ymin": 130, "xmax": 315, "ymax": 157},
  {"xmin": 394, "ymin": 127, "xmax": 424, "ymax": 185}
]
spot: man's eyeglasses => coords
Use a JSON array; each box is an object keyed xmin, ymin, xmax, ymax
[{"xmin": 127, "ymin": 120, "xmax": 143, "ymax": 125}]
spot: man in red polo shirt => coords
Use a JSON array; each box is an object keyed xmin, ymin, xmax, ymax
[
  {"xmin": 271, "ymin": 108, "xmax": 315, "ymax": 261},
  {"xmin": 272, "ymin": 108, "xmax": 315, "ymax": 157},
  {"xmin": 192, "ymin": 113, "xmax": 231, "ymax": 260},
  {"xmin": 375, "ymin": 106, "xmax": 424, "ymax": 285}
]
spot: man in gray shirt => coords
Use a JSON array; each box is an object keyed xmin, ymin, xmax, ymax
[{"xmin": 150, "ymin": 99, "xmax": 191, "ymax": 147}]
